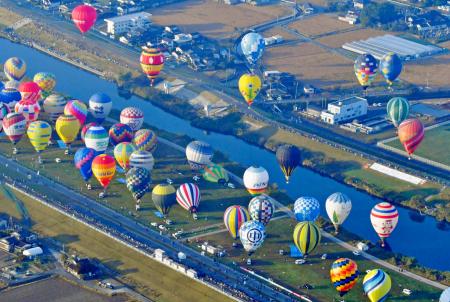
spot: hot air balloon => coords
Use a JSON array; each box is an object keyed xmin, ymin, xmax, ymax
[
  {"xmin": 14, "ymin": 99, "xmax": 40, "ymax": 125},
  {"xmin": 33, "ymin": 72, "xmax": 56, "ymax": 98},
  {"xmin": 3, "ymin": 113, "xmax": 26, "ymax": 151},
  {"xmin": 243, "ymin": 166, "xmax": 269, "ymax": 195},
  {"xmin": 129, "ymin": 150, "xmax": 154, "ymax": 172},
  {"xmin": 133, "ymin": 129, "xmax": 157, "ymax": 152},
  {"xmin": 42, "ymin": 94, "xmax": 66, "ymax": 123},
  {"xmin": 92, "ymin": 154, "xmax": 116, "ymax": 191},
  {"xmin": 239, "ymin": 73, "xmax": 261, "ymax": 107},
  {"xmin": 64, "ymin": 100, "xmax": 88, "ymax": 126},
  {"xmin": 354, "ymin": 53, "xmax": 378, "ymax": 89},
  {"xmin": 72, "ymin": 4, "xmax": 97, "ymax": 34},
  {"xmin": 120, "ymin": 107, "xmax": 144, "ymax": 131},
  {"xmin": 276, "ymin": 144, "xmax": 301, "ymax": 183},
  {"xmin": 248, "ymin": 194, "xmax": 274, "ymax": 225},
  {"xmin": 370, "ymin": 202, "xmax": 398, "ymax": 247},
  {"xmin": 380, "ymin": 52, "xmax": 402, "ymax": 86},
  {"xmin": 18, "ymin": 81, "xmax": 41, "ymax": 103},
  {"xmin": 185, "ymin": 140, "xmax": 213, "ymax": 170},
  {"xmin": 4, "ymin": 57, "xmax": 26, "ymax": 81},
  {"xmin": 240, "ymin": 33, "xmax": 265, "ymax": 65},
  {"xmin": 74, "ymin": 147, "xmax": 96, "ymax": 183},
  {"xmin": 440, "ymin": 287, "xmax": 450, "ymax": 302},
  {"xmin": 84, "ymin": 125, "xmax": 109, "ymax": 154},
  {"xmin": 203, "ymin": 164, "xmax": 229, "ymax": 184},
  {"xmin": 4, "ymin": 80, "xmax": 19, "ymax": 90},
  {"xmin": 0, "ymin": 103, "xmax": 11, "ymax": 133},
  {"xmin": 140, "ymin": 46, "xmax": 165, "ymax": 86},
  {"xmin": 89, "ymin": 93, "xmax": 112, "ymax": 123},
  {"xmin": 398, "ymin": 118, "xmax": 424, "ymax": 157},
  {"xmin": 325, "ymin": 192, "xmax": 352, "ymax": 233},
  {"xmin": 152, "ymin": 184, "xmax": 176, "ymax": 217},
  {"xmin": 239, "ymin": 221, "xmax": 265, "ymax": 255},
  {"xmin": 126, "ymin": 167, "xmax": 151, "ymax": 202},
  {"xmin": 330, "ymin": 258, "xmax": 359, "ymax": 297},
  {"xmin": 387, "ymin": 97, "xmax": 409, "ymax": 128},
  {"xmin": 114, "ymin": 142, "xmax": 136, "ymax": 170},
  {"xmin": 0, "ymin": 88, "xmax": 22, "ymax": 110},
  {"xmin": 27, "ymin": 121, "xmax": 52, "ymax": 161},
  {"xmin": 81, "ymin": 122, "xmax": 98, "ymax": 143},
  {"xmin": 0, "ymin": 82, "xmax": 3, "ymax": 91},
  {"xmin": 55, "ymin": 114, "xmax": 81, "ymax": 151},
  {"xmin": 176, "ymin": 183, "xmax": 201, "ymax": 214},
  {"xmin": 224, "ymin": 205, "xmax": 250, "ymax": 240},
  {"xmin": 363, "ymin": 269, "xmax": 391, "ymax": 302},
  {"xmin": 109, "ymin": 123, "xmax": 133, "ymax": 146},
  {"xmin": 293, "ymin": 221, "xmax": 321, "ymax": 256},
  {"xmin": 294, "ymin": 196, "xmax": 320, "ymax": 222}
]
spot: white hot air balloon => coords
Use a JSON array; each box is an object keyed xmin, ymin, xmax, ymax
[
  {"xmin": 325, "ymin": 192, "xmax": 352, "ymax": 233},
  {"xmin": 440, "ymin": 287, "xmax": 450, "ymax": 302},
  {"xmin": 243, "ymin": 166, "xmax": 269, "ymax": 196},
  {"xmin": 129, "ymin": 150, "xmax": 155, "ymax": 172},
  {"xmin": 370, "ymin": 202, "xmax": 399, "ymax": 247},
  {"xmin": 239, "ymin": 220, "xmax": 265, "ymax": 256},
  {"xmin": 185, "ymin": 140, "xmax": 213, "ymax": 170}
]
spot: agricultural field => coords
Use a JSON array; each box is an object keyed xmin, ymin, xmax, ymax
[
  {"xmin": 262, "ymin": 26, "xmax": 299, "ymax": 42},
  {"xmin": 316, "ymin": 28, "xmax": 391, "ymax": 48},
  {"xmin": 400, "ymin": 53, "xmax": 450, "ymax": 88},
  {"xmin": 288, "ymin": 14, "xmax": 355, "ymax": 37}
]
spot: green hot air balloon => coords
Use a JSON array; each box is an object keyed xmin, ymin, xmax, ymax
[
  {"xmin": 202, "ymin": 164, "xmax": 229, "ymax": 184},
  {"xmin": 387, "ymin": 97, "xmax": 409, "ymax": 128},
  {"xmin": 152, "ymin": 184, "xmax": 176, "ymax": 217},
  {"xmin": 293, "ymin": 221, "xmax": 321, "ymax": 256},
  {"xmin": 276, "ymin": 144, "xmax": 301, "ymax": 183}
]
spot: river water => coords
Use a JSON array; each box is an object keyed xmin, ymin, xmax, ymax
[{"xmin": 1, "ymin": 39, "xmax": 448, "ymax": 270}]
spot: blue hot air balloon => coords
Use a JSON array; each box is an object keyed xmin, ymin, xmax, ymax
[
  {"xmin": 0, "ymin": 88, "xmax": 22, "ymax": 110},
  {"xmin": 74, "ymin": 147, "xmax": 96, "ymax": 183},
  {"xmin": 240, "ymin": 32, "xmax": 265, "ymax": 66},
  {"xmin": 0, "ymin": 82, "xmax": 3, "ymax": 91},
  {"xmin": 239, "ymin": 220, "xmax": 265, "ymax": 255},
  {"xmin": 380, "ymin": 52, "xmax": 402, "ymax": 86},
  {"xmin": 294, "ymin": 196, "xmax": 320, "ymax": 222},
  {"xmin": 89, "ymin": 93, "xmax": 112, "ymax": 124}
]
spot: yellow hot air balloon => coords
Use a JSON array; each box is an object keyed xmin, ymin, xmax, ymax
[
  {"xmin": 55, "ymin": 114, "xmax": 80, "ymax": 152},
  {"xmin": 239, "ymin": 73, "xmax": 261, "ymax": 107},
  {"xmin": 27, "ymin": 121, "xmax": 52, "ymax": 153}
]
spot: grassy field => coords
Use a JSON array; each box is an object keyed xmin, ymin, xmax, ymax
[
  {"xmin": 316, "ymin": 28, "xmax": 391, "ymax": 48},
  {"xmin": 400, "ymin": 53, "xmax": 450, "ymax": 88},
  {"xmin": 288, "ymin": 14, "xmax": 355, "ymax": 37}
]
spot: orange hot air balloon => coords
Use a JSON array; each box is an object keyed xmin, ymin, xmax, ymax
[
  {"xmin": 398, "ymin": 118, "xmax": 424, "ymax": 157},
  {"xmin": 72, "ymin": 5, "xmax": 97, "ymax": 34},
  {"xmin": 92, "ymin": 154, "xmax": 116, "ymax": 190},
  {"xmin": 140, "ymin": 46, "xmax": 164, "ymax": 86}
]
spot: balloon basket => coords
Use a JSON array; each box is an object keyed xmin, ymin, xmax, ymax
[{"xmin": 12, "ymin": 147, "xmax": 18, "ymax": 155}]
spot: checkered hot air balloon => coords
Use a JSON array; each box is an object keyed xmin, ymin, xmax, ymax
[
  {"xmin": 185, "ymin": 140, "xmax": 213, "ymax": 170},
  {"xmin": 140, "ymin": 46, "xmax": 165, "ymax": 86},
  {"xmin": 243, "ymin": 166, "xmax": 269, "ymax": 196},
  {"xmin": 120, "ymin": 107, "xmax": 144, "ymax": 132},
  {"xmin": 354, "ymin": 53, "xmax": 378, "ymax": 89},
  {"xmin": 114, "ymin": 142, "xmax": 137, "ymax": 170},
  {"xmin": 133, "ymin": 129, "xmax": 157, "ymax": 152},
  {"xmin": 224, "ymin": 205, "xmax": 250, "ymax": 240},
  {"xmin": 109, "ymin": 123, "xmax": 133, "ymax": 146},
  {"xmin": 126, "ymin": 167, "xmax": 151, "ymax": 202},
  {"xmin": 330, "ymin": 258, "xmax": 359, "ymax": 297},
  {"xmin": 239, "ymin": 220, "xmax": 265, "ymax": 256},
  {"xmin": 370, "ymin": 202, "xmax": 398, "ymax": 247},
  {"xmin": 129, "ymin": 150, "xmax": 154, "ymax": 172},
  {"xmin": 248, "ymin": 194, "xmax": 274, "ymax": 225},
  {"xmin": 398, "ymin": 118, "xmax": 424, "ymax": 157},
  {"xmin": 294, "ymin": 196, "xmax": 320, "ymax": 222},
  {"xmin": 363, "ymin": 269, "xmax": 391, "ymax": 302},
  {"xmin": 176, "ymin": 183, "xmax": 201, "ymax": 214},
  {"xmin": 4, "ymin": 57, "xmax": 26, "ymax": 81}
]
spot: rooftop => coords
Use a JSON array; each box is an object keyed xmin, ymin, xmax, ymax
[
  {"xmin": 330, "ymin": 96, "xmax": 367, "ymax": 107},
  {"xmin": 104, "ymin": 12, "xmax": 152, "ymax": 23}
]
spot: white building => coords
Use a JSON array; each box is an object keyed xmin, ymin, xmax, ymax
[
  {"xmin": 23, "ymin": 246, "xmax": 43, "ymax": 258},
  {"xmin": 321, "ymin": 96, "xmax": 368, "ymax": 125},
  {"xmin": 104, "ymin": 12, "xmax": 152, "ymax": 36}
]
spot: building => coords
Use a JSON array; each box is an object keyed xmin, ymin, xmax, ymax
[
  {"xmin": 407, "ymin": 11, "xmax": 449, "ymax": 32},
  {"xmin": 320, "ymin": 96, "xmax": 368, "ymax": 125},
  {"xmin": 104, "ymin": 12, "xmax": 152, "ymax": 36},
  {"xmin": 338, "ymin": 11, "xmax": 359, "ymax": 24},
  {"xmin": 41, "ymin": 0, "xmax": 62, "ymax": 10},
  {"xmin": 23, "ymin": 247, "xmax": 43, "ymax": 259},
  {"xmin": 66, "ymin": 257, "xmax": 98, "ymax": 280},
  {"xmin": 0, "ymin": 236, "xmax": 16, "ymax": 252}
]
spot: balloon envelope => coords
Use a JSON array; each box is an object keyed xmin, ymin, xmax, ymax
[
  {"xmin": 440, "ymin": 287, "xmax": 450, "ymax": 302},
  {"xmin": 114, "ymin": 142, "xmax": 137, "ymax": 170},
  {"xmin": 294, "ymin": 196, "xmax": 320, "ymax": 222},
  {"xmin": 109, "ymin": 123, "xmax": 133, "ymax": 146},
  {"xmin": 354, "ymin": 53, "xmax": 378, "ymax": 88},
  {"xmin": 276, "ymin": 144, "xmax": 301, "ymax": 183},
  {"xmin": 126, "ymin": 167, "xmax": 151, "ymax": 201},
  {"xmin": 398, "ymin": 118, "xmax": 424, "ymax": 155},
  {"xmin": 370, "ymin": 202, "xmax": 399, "ymax": 243},
  {"xmin": 15, "ymin": 99, "xmax": 40, "ymax": 125},
  {"xmin": 363, "ymin": 269, "xmax": 391, "ymax": 302},
  {"xmin": 92, "ymin": 154, "xmax": 116, "ymax": 189},
  {"xmin": 152, "ymin": 184, "xmax": 176, "ymax": 216},
  {"xmin": 133, "ymin": 129, "xmax": 157, "ymax": 152},
  {"xmin": 42, "ymin": 94, "xmax": 66, "ymax": 123},
  {"xmin": 239, "ymin": 221, "xmax": 265, "ymax": 255},
  {"xmin": 185, "ymin": 140, "xmax": 213, "ymax": 170},
  {"xmin": 0, "ymin": 103, "xmax": 11, "ymax": 132},
  {"xmin": 243, "ymin": 166, "xmax": 269, "ymax": 195},
  {"xmin": 3, "ymin": 112, "xmax": 26, "ymax": 145},
  {"xmin": 64, "ymin": 100, "xmax": 88, "ymax": 126},
  {"xmin": 120, "ymin": 107, "xmax": 144, "ymax": 131},
  {"xmin": 176, "ymin": 183, "xmax": 201, "ymax": 213},
  {"xmin": 27, "ymin": 121, "xmax": 52, "ymax": 153},
  {"xmin": 0, "ymin": 88, "xmax": 22, "ymax": 110},
  {"xmin": 293, "ymin": 221, "xmax": 321, "ymax": 256},
  {"xmin": 387, "ymin": 97, "xmax": 409, "ymax": 128},
  {"xmin": 380, "ymin": 52, "xmax": 402, "ymax": 85},
  {"xmin": 239, "ymin": 73, "xmax": 261, "ymax": 107},
  {"xmin": 248, "ymin": 194, "xmax": 274, "ymax": 225},
  {"xmin": 81, "ymin": 122, "xmax": 98, "ymax": 143},
  {"xmin": 224, "ymin": 205, "xmax": 250, "ymax": 240},
  {"xmin": 89, "ymin": 93, "xmax": 112, "ymax": 123},
  {"xmin": 84, "ymin": 125, "xmax": 109, "ymax": 153},
  {"xmin": 129, "ymin": 150, "xmax": 154, "ymax": 172},
  {"xmin": 4, "ymin": 57, "xmax": 26, "ymax": 81},
  {"xmin": 72, "ymin": 5, "xmax": 97, "ymax": 33},
  {"xmin": 325, "ymin": 192, "xmax": 352, "ymax": 232},
  {"xmin": 18, "ymin": 81, "xmax": 41, "ymax": 103},
  {"xmin": 240, "ymin": 33, "xmax": 265, "ymax": 65},
  {"xmin": 203, "ymin": 164, "xmax": 229, "ymax": 183},
  {"xmin": 140, "ymin": 47, "xmax": 164, "ymax": 85},
  {"xmin": 55, "ymin": 114, "xmax": 81, "ymax": 146},
  {"xmin": 74, "ymin": 147, "xmax": 96, "ymax": 182},
  {"xmin": 33, "ymin": 72, "xmax": 56, "ymax": 97},
  {"xmin": 330, "ymin": 258, "xmax": 359, "ymax": 297}
]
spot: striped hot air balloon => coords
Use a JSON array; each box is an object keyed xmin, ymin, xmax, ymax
[
  {"xmin": 386, "ymin": 97, "xmax": 409, "ymax": 128},
  {"xmin": 276, "ymin": 144, "xmax": 301, "ymax": 183},
  {"xmin": 120, "ymin": 107, "xmax": 144, "ymax": 131},
  {"xmin": 243, "ymin": 166, "xmax": 269, "ymax": 195},
  {"xmin": 325, "ymin": 192, "xmax": 352, "ymax": 233},
  {"xmin": 140, "ymin": 46, "xmax": 164, "ymax": 86},
  {"xmin": 55, "ymin": 114, "xmax": 81, "ymax": 149},
  {"xmin": 84, "ymin": 125, "xmax": 109, "ymax": 154},
  {"xmin": 185, "ymin": 140, "xmax": 213, "ymax": 170},
  {"xmin": 248, "ymin": 194, "xmax": 275, "ymax": 225},
  {"xmin": 0, "ymin": 88, "xmax": 22, "ymax": 110},
  {"xmin": 42, "ymin": 94, "xmax": 66, "ymax": 123},
  {"xmin": 18, "ymin": 81, "xmax": 41, "ymax": 103},
  {"xmin": 74, "ymin": 147, "xmax": 96, "ymax": 183},
  {"xmin": 363, "ymin": 269, "xmax": 391, "ymax": 302},
  {"xmin": 294, "ymin": 196, "xmax": 320, "ymax": 222},
  {"xmin": 293, "ymin": 221, "xmax": 321, "ymax": 256},
  {"xmin": 81, "ymin": 122, "xmax": 98, "ymax": 143},
  {"xmin": 92, "ymin": 154, "xmax": 116, "ymax": 190},
  {"xmin": 398, "ymin": 118, "xmax": 424, "ymax": 157},
  {"xmin": 0, "ymin": 103, "xmax": 11, "ymax": 133},
  {"xmin": 33, "ymin": 72, "xmax": 56, "ymax": 98},
  {"xmin": 354, "ymin": 53, "xmax": 378, "ymax": 89},
  {"xmin": 133, "ymin": 129, "xmax": 157, "ymax": 152},
  {"xmin": 27, "ymin": 121, "xmax": 52, "ymax": 153},
  {"xmin": 3, "ymin": 112, "xmax": 26, "ymax": 145},
  {"xmin": 203, "ymin": 164, "xmax": 229, "ymax": 184},
  {"xmin": 114, "ymin": 142, "xmax": 137, "ymax": 170},
  {"xmin": 129, "ymin": 150, "xmax": 154, "ymax": 172},
  {"xmin": 224, "ymin": 205, "xmax": 250, "ymax": 240},
  {"xmin": 64, "ymin": 100, "xmax": 88, "ymax": 126},
  {"xmin": 109, "ymin": 123, "xmax": 133, "ymax": 146},
  {"xmin": 4, "ymin": 57, "xmax": 26, "ymax": 81},
  {"xmin": 126, "ymin": 167, "xmax": 151, "ymax": 202},
  {"xmin": 176, "ymin": 183, "xmax": 201, "ymax": 213},
  {"xmin": 239, "ymin": 221, "xmax": 265, "ymax": 255},
  {"xmin": 370, "ymin": 202, "xmax": 398, "ymax": 247},
  {"xmin": 152, "ymin": 184, "xmax": 176, "ymax": 217},
  {"xmin": 330, "ymin": 258, "xmax": 359, "ymax": 297}
]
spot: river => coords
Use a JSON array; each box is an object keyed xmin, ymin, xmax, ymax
[{"xmin": 1, "ymin": 39, "xmax": 448, "ymax": 271}]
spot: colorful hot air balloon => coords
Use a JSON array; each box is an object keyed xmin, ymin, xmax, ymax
[
  {"xmin": 387, "ymin": 97, "xmax": 409, "ymax": 128},
  {"xmin": 240, "ymin": 33, "xmax": 265, "ymax": 65},
  {"xmin": 0, "ymin": 88, "xmax": 22, "ymax": 110},
  {"xmin": 120, "ymin": 107, "xmax": 144, "ymax": 131},
  {"xmin": 203, "ymin": 164, "xmax": 229, "ymax": 184},
  {"xmin": 4, "ymin": 57, "xmax": 26, "ymax": 81},
  {"xmin": 133, "ymin": 129, "xmax": 157, "ymax": 152},
  {"xmin": 26, "ymin": 121, "xmax": 52, "ymax": 154},
  {"xmin": 239, "ymin": 221, "xmax": 265, "ymax": 255},
  {"xmin": 224, "ymin": 205, "xmax": 250, "ymax": 240},
  {"xmin": 152, "ymin": 184, "xmax": 176, "ymax": 216},
  {"xmin": 185, "ymin": 140, "xmax": 213, "ymax": 170},
  {"xmin": 325, "ymin": 192, "xmax": 352, "ymax": 233},
  {"xmin": 109, "ymin": 123, "xmax": 133, "ymax": 146},
  {"xmin": 18, "ymin": 81, "xmax": 41, "ymax": 103},
  {"xmin": 239, "ymin": 73, "xmax": 261, "ymax": 107},
  {"xmin": 370, "ymin": 202, "xmax": 398, "ymax": 247},
  {"xmin": 74, "ymin": 147, "xmax": 96, "ymax": 183},
  {"xmin": 33, "ymin": 72, "xmax": 56, "ymax": 98},
  {"xmin": 248, "ymin": 194, "xmax": 275, "ymax": 225},
  {"xmin": 72, "ymin": 4, "xmax": 97, "ymax": 34},
  {"xmin": 126, "ymin": 167, "xmax": 151, "ymax": 202},
  {"xmin": 81, "ymin": 122, "xmax": 98, "ymax": 143},
  {"xmin": 92, "ymin": 154, "xmax": 116, "ymax": 190},
  {"xmin": 3, "ymin": 112, "xmax": 26, "ymax": 145},
  {"xmin": 363, "ymin": 269, "xmax": 391, "ymax": 302},
  {"xmin": 89, "ymin": 93, "xmax": 112, "ymax": 123},
  {"xmin": 84, "ymin": 125, "xmax": 109, "ymax": 153},
  {"xmin": 276, "ymin": 144, "xmax": 301, "ymax": 183},
  {"xmin": 380, "ymin": 52, "xmax": 402, "ymax": 86},
  {"xmin": 293, "ymin": 221, "xmax": 321, "ymax": 256},
  {"xmin": 42, "ymin": 94, "xmax": 66, "ymax": 123},
  {"xmin": 14, "ymin": 99, "xmax": 40, "ymax": 125},
  {"xmin": 354, "ymin": 53, "xmax": 378, "ymax": 89},
  {"xmin": 176, "ymin": 183, "xmax": 201, "ymax": 213},
  {"xmin": 440, "ymin": 287, "xmax": 450, "ymax": 302},
  {"xmin": 114, "ymin": 142, "xmax": 136, "ymax": 170},
  {"xmin": 243, "ymin": 166, "xmax": 269, "ymax": 195},
  {"xmin": 0, "ymin": 82, "xmax": 3, "ymax": 91},
  {"xmin": 294, "ymin": 196, "xmax": 320, "ymax": 222},
  {"xmin": 330, "ymin": 258, "xmax": 359, "ymax": 297},
  {"xmin": 129, "ymin": 150, "xmax": 154, "ymax": 172},
  {"xmin": 0, "ymin": 103, "xmax": 11, "ymax": 133},
  {"xmin": 398, "ymin": 118, "xmax": 424, "ymax": 157},
  {"xmin": 55, "ymin": 114, "xmax": 81, "ymax": 149},
  {"xmin": 64, "ymin": 100, "xmax": 88, "ymax": 126},
  {"xmin": 140, "ymin": 46, "xmax": 165, "ymax": 86}
]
